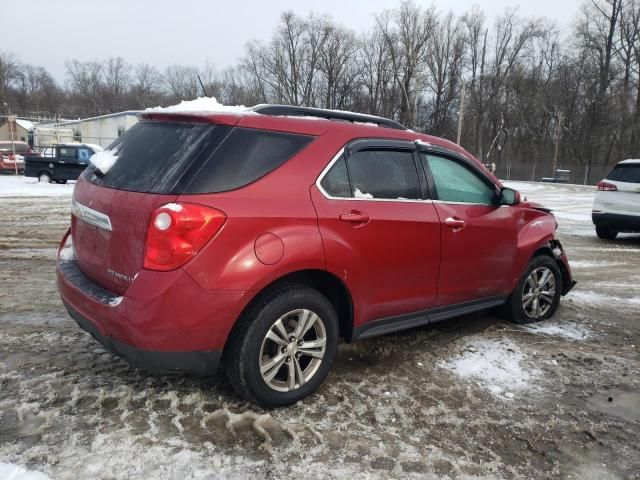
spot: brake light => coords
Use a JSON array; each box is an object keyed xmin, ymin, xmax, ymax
[
  {"xmin": 143, "ymin": 203, "xmax": 226, "ymax": 271},
  {"xmin": 597, "ymin": 181, "xmax": 617, "ymax": 191}
]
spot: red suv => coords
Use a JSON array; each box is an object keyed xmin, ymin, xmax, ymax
[{"xmin": 57, "ymin": 105, "xmax": 575, "ymax": 407}]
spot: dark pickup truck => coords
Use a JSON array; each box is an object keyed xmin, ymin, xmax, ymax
[{"xmin": 24, "ymin": 143, "xmax": 103, "ymax": 183}]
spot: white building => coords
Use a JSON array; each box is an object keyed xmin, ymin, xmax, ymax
[
  {"xmin": 0, "ymin": 118, "xmax": 34, "ymax": 143},
  {"xmin": 49, "ymin": 111, "xmax": 141, "ymax": 148}
]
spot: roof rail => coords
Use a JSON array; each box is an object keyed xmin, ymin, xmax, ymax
[{"xmin": 251, "ymin": 104, "xmax": 406, "ymax": 130}]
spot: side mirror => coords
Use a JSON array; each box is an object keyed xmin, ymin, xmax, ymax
[{"xmin": 499, "ymin": 187, "xmax": 520, "ymax": 206}]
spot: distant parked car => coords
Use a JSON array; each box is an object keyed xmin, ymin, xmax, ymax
[
  {"xmin": 0, "ymin": 141, "xmax": 31, "ymax": 173},
  {"xmin": 593, "ymin": 159, "xmax": 640, "ymax": 239},
  {"xmin": 24, "ymin": 143, "xmax": 103, "ymax": 183}
]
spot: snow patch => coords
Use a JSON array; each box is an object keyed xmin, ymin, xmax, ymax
[
  {"xmin": 0, "ymin": 176, "xmax": 74, "ymax": 197},
  {"xmin": 89, "ymin": 147, "xmax": 120, "ymax": 175},
  {"xmin": 440, "ymin": 339, "xmax": 536, "ymax": 398},
  {"xmin": 354, "ymin": 188, "xmax": 373, "ymax": 199},
  {"xmin": 567, "ymin": 290, "xmax": 640, "ymax": 306},
  {"xmin": 108, "ymin": 296, "xmax": 123, "ymax": 307},
  {"xmin": 569, "ymin": 260, "xmax": 624, "ymax": 269},
  {"xmin": 146, "ymin": 96, "xmax": 249, "ymax": 114},
  {"xmin": 163, "ymin": 203, "xmax": 184, "ymax": 212},
  {"xmin": 0, "ymin": 462, "xmax": 51, "ymax": 480},
  {"xmin": 15, "ymin": 119, "xmax": 34, "ymax": 131},
  {"xmin": 58, "ymin": 237, "xmax": 75, "ymax": 262},
  {"xmin": 525, "ymin": 322, "xmax": 591, "ymax": 341}
]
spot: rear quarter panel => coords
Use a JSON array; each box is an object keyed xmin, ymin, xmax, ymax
[{"xmin": 178, "ymin": 134, "xmax": 341, "ymax": 293}]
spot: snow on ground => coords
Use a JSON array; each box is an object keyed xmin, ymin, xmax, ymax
[
  {"xmin": 504, "ymin": 181, "xmax": 596, "ymax": 237},
  {"xmin": 569, "ymin": 260, "xmax": 626, "ymax": 269},
  {"xmin": 0, "ymin": 462, "xmax": 51, "ymax": 480},
  {"xmin": 146, "ymin": 96, "xmax": 249, "ymax": 114},
  {"xmin": 524, "ymin": 321, "xmax": 591, "ymax": 341},
  {"xmin": 1, "ymin": 178, "xmax": 639, "ymax": 478},
  {"xmin": 0, "ymin": 176, "xmax": 74, "ymax": 197},
  {"xmin": 566, "ymin": 289, "xmax": 640, "ymax": 306},
  {"xmin": 439, "ymin": 339, "xmax": 538, "ymax": 399}
]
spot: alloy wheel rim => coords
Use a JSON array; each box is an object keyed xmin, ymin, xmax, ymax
[
  {"xmin": 259, "ymin": 309, "xmax": 327, "ymax": 393},
  {"xmin": 522, "ymin": 267, "xmax": 556, "ymax": 319}
]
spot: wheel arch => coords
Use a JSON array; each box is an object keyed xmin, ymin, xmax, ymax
[
  {"xmin": 226, "ymin": 269, "xmax": 355, "ymax": 348},
  {"xmin": 532, "ymin": 242, "xmax": 573, "ymax": 296}
]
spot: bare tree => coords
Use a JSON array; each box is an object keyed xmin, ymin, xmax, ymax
[
  {"xmin": 377, "ymin": 1, "xmax": 436, "ymax": 127},
  {"xmin": 0, "ymin": 51, "xmax": 20, "ymax": 112},
  {"xmin": 163, "ymin": 64, "xmax": 200, "ymax": 101},
  {"xmin": 317, "ymin": 20, "xmax": 359, "ymax": 109},
  {"xmin": 423, "ymin": 12, "xmax": 466, "ymax": 136},
  {"xmin": 576, "ymin": 0, "xmax": 623, "ymax": 182},
  {"xmin": 65, "ymin": 59, "xmax": 105, "ymax": 115},
  {"xmin": 132, "ymin": 63, "xmax": 162, "ymax": 108},
  {"xmin": 357, "ymin": 29, "xmax": 397, "ymax": 117}
]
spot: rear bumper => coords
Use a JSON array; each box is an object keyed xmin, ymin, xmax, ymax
[
  {"xmin": 57, "ymin": 232, "xmax": 251, "ymax": 375},
  {"xmin": 63, "ymin": 300, "xmax": 222, "ymax": 375},
  {"xmin": 592, "ymin": 212, "xmax": 640, "ymax": 232}
]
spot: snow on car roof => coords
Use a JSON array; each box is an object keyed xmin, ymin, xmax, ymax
[
  {"xmin": 619, "ymin": 159, "xmax": 640, "ymax": 164},
  {"xmin": 145, "ymin": 96, "xmax": 250, "ymax": 114}
]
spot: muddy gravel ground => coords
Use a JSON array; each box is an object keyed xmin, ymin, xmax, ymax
[{"xmin": 0, "ymin": 180, "xmax": 638, "ymax": 479}]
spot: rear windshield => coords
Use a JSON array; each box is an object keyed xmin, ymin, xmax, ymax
[
  {"xmin": 84, "ymin": 121, "xmax": 314, "ymax": 194},
  {"xmin": 607, "ymin": 163, "xmax": 640, "ymax": 183}
]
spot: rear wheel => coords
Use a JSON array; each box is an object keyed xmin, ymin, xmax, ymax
[
  {"xmin": 595, "ymin": 226, "xmax": 618, "ymax": 240},
  {"xmin": 38, "ymin": 173, "xmax": 52, "ymax": 184},
  {"xmin": 224, "ymin": 285, "xmax": 338, "ymax": 408},
  {"xmin": 503, "ymin": 255, "xmax": 562, "ymax": 324}
]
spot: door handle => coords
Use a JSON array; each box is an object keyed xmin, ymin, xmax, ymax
[
  {"xmin": 444, "ymin": 216, "xmax": 466, "ymax": 232},
  {"xmin": 339, "ymin": 211, "xmax": 370, "ymax": 224}
]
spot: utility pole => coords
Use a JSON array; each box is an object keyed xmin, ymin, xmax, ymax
[
  {"xmin": 456, "ymin": 78, "xmax": 466, "ymax": 145},
  {"xmin": 551, "ymin": 111, "xmax": 563, "ymax": 177},
  {"xmin": 5, "ymin": 102, "xmax": 17, "ymax": 175}
]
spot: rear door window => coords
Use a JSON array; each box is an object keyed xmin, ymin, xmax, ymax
[
  {"xmin": 346, "ymin": 149, "xmax": 421, "ymax": 200},
  {"xmin": 607, "ymin": 163, "xmax": 640, "ymax": 183},
  {"xmin": 320, "ymin": 156, "xmax": 351, "ymax": 198},
  {"xmin": 84, "ymin": 121, "xmax": 313, "ymax": 194}
]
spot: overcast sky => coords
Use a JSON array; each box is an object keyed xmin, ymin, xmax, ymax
[{"xmin": 4, "ymin": 0, "xmax": 583, "ymax": 82}]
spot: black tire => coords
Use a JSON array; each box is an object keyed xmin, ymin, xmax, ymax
[
  {"xmin": 55, "ymin": 179, "xmax": 68, "ymax": 184},
  {"xmin": 223, "ymin": 285, "xmax": 339, "ymax": 408},
  {"xmin": 503, "ymin": 255, "xmax": 563, "ymax": 324},
  {"xmin": 595, "ymin": 226, "xmax": 618, "ymax": 240},
  {"xmin": 38, "ymin": 173, "xmax": 52, "ymax": 183}
]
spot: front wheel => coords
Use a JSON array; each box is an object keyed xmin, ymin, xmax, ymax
[
  {"xmin": 38, "ymin": 173, "xmax": 52, "ymax": 183},
  {"xmin": 503, "ymin": 256, "xmax": 562, "ymax": 324},
  {"xmin": 224, "ymin": 285, "xmax": 338, "ymax": 408},
  {"xmin": 595, "ymin": 226, "xmax": 618, "ymax": 240}
]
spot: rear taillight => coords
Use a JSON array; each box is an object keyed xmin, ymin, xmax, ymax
[
  {"xmin": 597, "ymin": 181, "xmax": 617, "ymax": 191},
  {"xmin": 143, "ymin": 202, "xmax": 226, "ymax": 271}
]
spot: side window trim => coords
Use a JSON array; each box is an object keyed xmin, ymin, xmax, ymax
[
  {"xmin": 418, "ymin": 147, "xmax": 499, "ymax": 204},
  {"xmin": 316, "ymin": 139, "xmax": 431, "ymax": 202}
]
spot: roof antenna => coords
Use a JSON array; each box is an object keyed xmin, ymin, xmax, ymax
[{"xmin": 197, "ymin": 75, "xmax": 209, "ymax": 97}]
